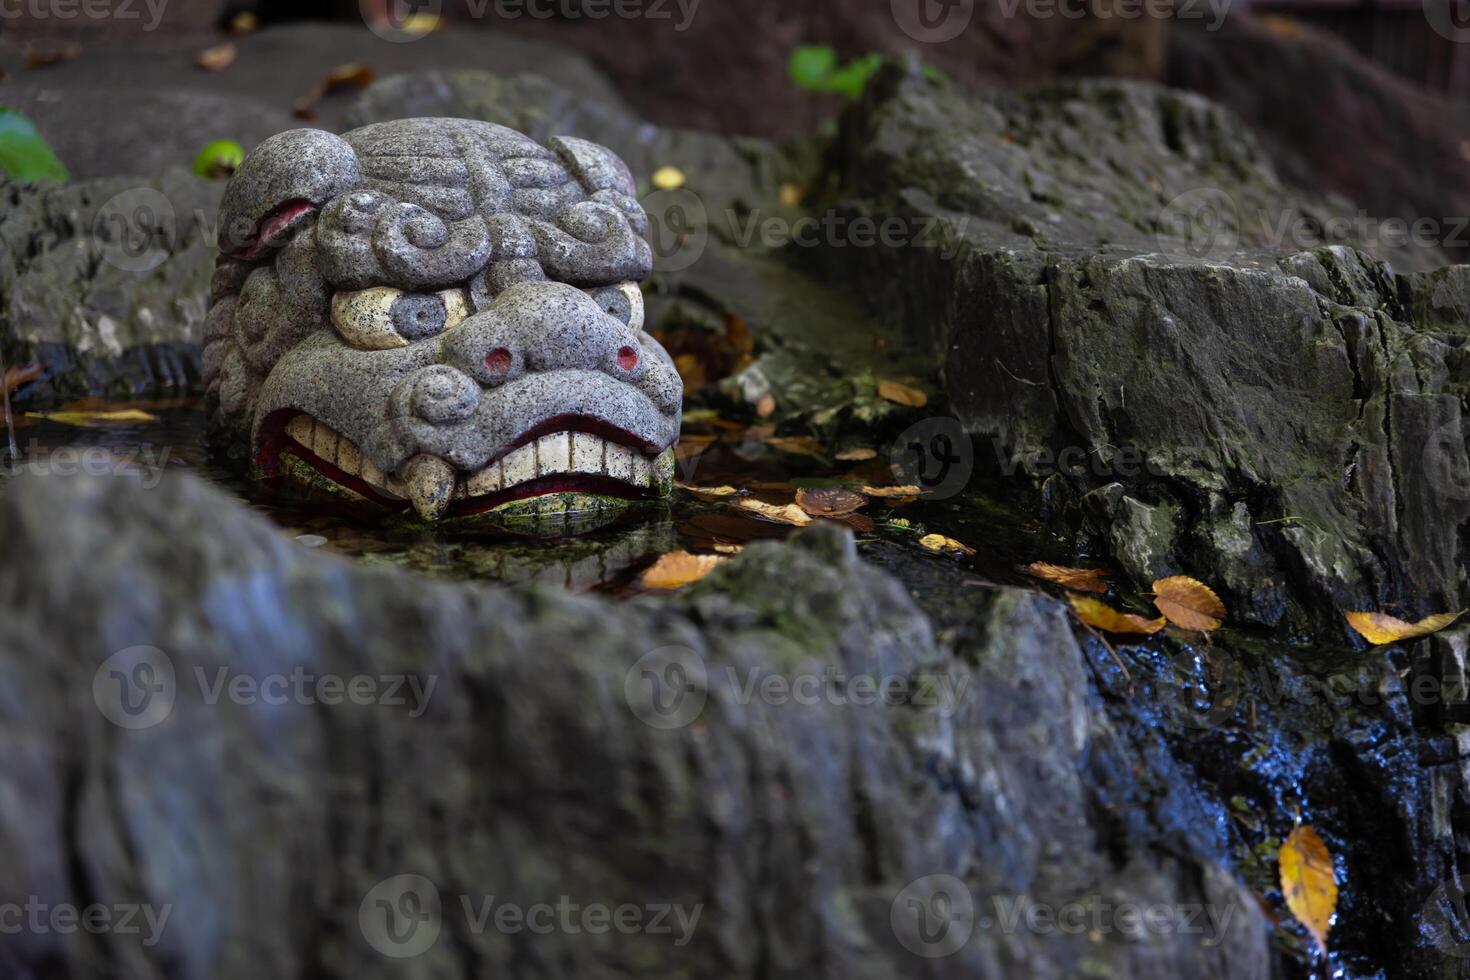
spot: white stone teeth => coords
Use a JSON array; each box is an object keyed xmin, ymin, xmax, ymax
[
  {"xmin": 570, "ymin": 432, "xmax": 603, "ymax": 474},
  {"xmin": 500, "ymin": 443, "xmax": 537, "ymax": 490},
  {"xmin": 286, "ymin": 414, "xmax": 313, "ymax": 446},
  {"xmin": 630, "ymin": 452, "xmax": 653, "ymax": 488},
  {"xmin": 466, "ymin": 459, "xmax": 503, "ymax": 497},
  {"xmin": 310, "ymin": 421, "xmax": 337, "ymax": 461},
  {"xmin": 536, "ymin": 432, "xmax": 571, "ymax": 476},
  {"xmin": 653, "ymin": 448, "xmax": 675, "ymax": 488},
  {"xmin": 361, "ymin": 458, "xmax": 387, "ymax": 490},
  {"xmin": 604, "ymin": 443, "xmax": 637, "ymax": 483},
  {"xmin": 336, "ymin": 438, "xmax": 360, "ymax": 476}
]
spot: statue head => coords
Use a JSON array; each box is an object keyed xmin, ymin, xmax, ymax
[{"xmin": 203, "ymin": 118, "xmax": 681, "ymax": 531}]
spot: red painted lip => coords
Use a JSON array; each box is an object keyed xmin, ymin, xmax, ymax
[{"xmin": 226, "ymin": 199, "xmax": 317, "ymax": 261}]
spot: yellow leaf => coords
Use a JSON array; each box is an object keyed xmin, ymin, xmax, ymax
[
  {"xmin": 27, "ymin": 409, "xmax": 157, "ymax": 426},
  {"xmin": 736, "ymin": 498, "xmax": 813, "ymax": 526},
  {"xmin": 919, "ymin": 533, "xmax": 974, "ymax": 556},
  {"xmin": 641, "ymin": 551, "xmax": 728, "ymax": 590},
  {"xmin": 795, "ymin": 487, "xmax": 867, "ymax": 517},
  {"xmin": 1152, "ymin": 575, "xmax": 1226, "ymax": 631},
  {"xmin": 876, "ymin": 379, "xmax": 928, "ymax": 408},
  {"xmin": 778, "ymin": 183, "xmax": 803, "ymax": 207},
  {"xmin": 1279, "ymin": 824, "xmax": 1337, "ymax": 956},
  {"xmin": 1068, "ymin": 595, "xmax": 1165, "ymax": 635},
  {"xmin": 677, "ymin": 483, "xmax": 739, "ymax": 499},
  {"xmin": 652, "ymin": 166, "xmax": 686, "ymax": 190},
  {"xmin": 1344, "ymin": 609, "xmax": 1465, "ymax": 645},
  {"xmin": 1026, "ymin": 562, "xmax": 1110, "ymax": 594},
  {"xmin": 712, "ymin": 543, "xmax": 744, "ymax": 555},
  {"xmin": 858, "ymin": 485, "xmax": 922, "ymax": 498}
]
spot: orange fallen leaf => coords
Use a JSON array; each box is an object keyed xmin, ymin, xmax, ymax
[
  {"xmin": 641, "ymin": 551, "xmax": 728, "ymax": 589},
  {"xmin": 1152, "ymin": 575, "xmax": 1226, "ymax": 631},
  {"xmin": 736, "ymin": 498, "xmax": 812, "ymax": 526},
  {"xmin": 919, "ymin": 533, "xmax": 974, "ymax": 556},
  {"xmin": 795, "ymin": 487, "xmax": 867, "ymax": 518},
  {"xmin": 195, "ymin": 42, "xmax": 237, "ymax": 71},
  {"xmin": 293, "ymin": 63, "xmax": 376, "ymax": 120},
  {"xmin": 836, "ymin": 448, "xmax": 877, "ymax": 461},
  {"xmin": 1026, "ymin": 562, "xmax": 1110, "ymax": 594},
  {"xmin": 1344, "ymin": 610, "xmax": 1465, "ymax": 645},
  {"xmin": 1279, "ymin": 824, "xmax": 1336, "ymax": 956},
  {"xmin": 876, "ymin": 378, "xmax": 928, "ymax": 408},
  {"xmin": 1069, "ymin": 595, "xmax": 1165, "ymax": 635},
  {"xmin": 858, "ymin": 485, "xmax": 922, "ymax": 498}
]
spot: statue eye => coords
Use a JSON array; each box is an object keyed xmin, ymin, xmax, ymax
[
  {"xmin": 331, "ymin": 286, "xmax": 473, "ymax": 349},
  {"xmin": 587, "ymin": 281, "xmax": 645, "ymax": 332}
]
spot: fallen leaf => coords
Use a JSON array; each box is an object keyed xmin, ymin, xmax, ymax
[
  {"xmin": 712, "ymin": 543, "xmax": 744, "ymax": 555},
  {"xmin": 778, "ymin": 182, "xmax": 803, "ymax": 207},
  {"xmin": 858, "ymin": 485, "xmax": 923, "ymax": 498},
  {"xmin": 1152, "ymin": 575, "xmax": 1226, "ymax": 631},
  {"xmin": 228, "ymin": 10, "xmax": 259, "ymax": 33},
  {"xmin": 1069, "ymin": 595, "xmax": 1166, "ymax": 635},
  {"xmin": 195, "ymin": 42, "xmax": 237, "ymax": 71},
  {"xmin": 1279, "ymin": 824, "xmax": 1337, "ymax": 956},
  {"xmin": 919, "ymin": 533, "xmax": 974, "ymax": 556},
  {"xmin": 641, "ymin": 551, "xmax": 728, "ymax": 589},
  {"xmin": 764, "ymin": 435, "xmax": 824, "ymax": 457},
  {"xmin": 652, "ymin": 165, "xmax": 686, "ymax": 190},
  {"xmin": 2, "ymin": 362, "xmax": 42, "ymax": 396},
  {"xmin": 293, "ymin": 64, "xmax": 376, "ymax": 120},
  {"xmin": 876, "ymin": 378, "xmax": 928, "ymax": 408},
  {"xmin": 827, "ymin": 511, "xmax": 876, "ymax": 533},
  {"xmin": 736, "ymin": 498, "xmax": 812, "ymax": 526},
  {"xmin": 24, "ymin": 43, "xmax": 80, "ymax": 69},
  {"xmin": 796, "ymin": 487, "xmax": 867, "ymax": 517},
  {"xmin": 1026, "ymin": 562, "xmax": 1110, "ymax": 594},
  {"xmin": 836, "ymin": 447, "xmax": 877, "ymax": 461},
  {"xmin": 1344, "ymin": 610, "xmax": 1465, "ymax": 645},
  {"xmin": 755, "ymin": 391, "xmax": 776, "ymax": 417},
  {"xmin": 678, "ymin": 483, "xmax": 739, "ymax": 499},
  {"xmin": 26, "ymin": 408, "xmax": 157, "ymax": 426}
]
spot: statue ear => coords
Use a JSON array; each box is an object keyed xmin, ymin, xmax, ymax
[
  {"xmin": 217, "ymin": 129, "xmax": 362, "ymax": 260},
  {"xmin": 548, "ymin": 136, "xmax": 637, "ymax": 198}
]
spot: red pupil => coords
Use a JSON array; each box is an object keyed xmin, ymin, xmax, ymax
[
  {"xmin": 485, "ymin": 347, "xmax": 512, "ymax": 372},
  {"xmin": 617, "ymin": 346, "xmax": 638, "ymax": 370}
]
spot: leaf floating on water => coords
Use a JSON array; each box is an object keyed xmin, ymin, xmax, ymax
[
  {"xmin": 677, "ymin": 483, "xmax": 739, "ymax": 499},
  {"xmin": 1152, "ymin": 575, "xmax": 1226, "ymax": 631},
  {"xmin": 795, "ymin": 487, "xmax": 867, "ymax": 517},
  {"xmin": 919, "ymin": 533, "xmax": 974, "ymax": 556},
  {"xmin": 1279, "ymin": 824, "xmax": 1337, "ymax": 956},
  {"xmin": 736, "ymin": 498, "xmax": 813, "ymax": 526},
  {"xmin": 195, "ymin": 42, "xmax": 237, "ymax": 71},
  {"xmin": 641, "ymin": 551, "xmax": 728, "ymax": 589},
  {"xmin": 1026, "ymin": 561, "xmax": 1110, "ymax": 594},
  {"xmin": 26, "ymin": 408, "xmax": 157, "ymax": 426},
  {"xmin": 293, "ymin": 63, "xmax": 376, "ymax": 120},
  {"xmin": 1344, "ymin": 609, "xmax": 1465, "ymax": 645},
  {"xmin": 876, "ymin": 378, "xmax": 928, "ymax": 408},
  {"xmin": 858, "ymin": 484, "xmax": 922, "ymax": 498},
  {"xmin": 1069, "ymin": 595, "xmax": 1165, "ymax": 635},
  {"xmin": 836, "ymin": 447, "xmax": 877, "ymax": 461},
  {"xmin": 651, "ymin": 165, "xmax": 686, "ymax": 190},
  {"xmin": 764, "ymin": 435, "xmax": 824, "ymax": 457}
]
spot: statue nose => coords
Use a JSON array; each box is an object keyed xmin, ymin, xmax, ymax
[{"xmin": 441, "ymin": 282, "xmax": 645, "ymax": 387}]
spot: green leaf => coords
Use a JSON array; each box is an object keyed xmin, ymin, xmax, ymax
[
  {"xmin": 788, "ymin": 44, "xmax": 838, "ymax": 90},
  {"xmin": 193, "ymin": 139, "xmax": 245, "ymax": 180},
  {"xmin": 0, "ymin": 106, "xmax": 68, "ymax": 184},
  {"xmin": 823, "ymin": 53, "xmax": 883, "ymax": 99}
]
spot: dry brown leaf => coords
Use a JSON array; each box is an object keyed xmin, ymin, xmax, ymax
[
  {"xmin": 24, "ymin": 43, "xmax": 80, "ymax": 69},
  {"xmin": 858, "ymin": 485, "xmax": 923, "ymax": 498},
  {"xmin": 1344, "ymin": 610, "xmax": 1465, "ymax": 645},
  {"xmin": 919, "ymin": 533, "xmax": 975, "ymax": 556},
  {"xmin": 1069, "ymin": 595, "xmax": 1166, "ymax": 635},
  {"xmin": 828, "ymin": 511, "xmax": 876, "ymax": 533},
  {"xmin": 876, "ymin": 379, "xmax": 928, "ymax": 408},
  {"xmin": 795, "ymin": 487, "xmax": 867, "ymax": 517},
  {"xmin": 712, "ymin": 543, "xmax": 744, "ymax": 555},
  {"xmin": 836, "ymin": 448, "xmax": 877, "ymax": 461},
  {"xmin": 195, "ymin": 42, "xmax": 237, "ymax": 71},
  {"xmin": 641, "ymin": 551, "xmax": 728, "ymax": 590},
  {"xmin": 1026, "ymin": 562, "xmax": 1110, "ymax": 594},
  {"xmin": 1152, "ymin": 575, "xmax": 1226, "ymax": 631},
  {"xmin": 293, "ymin": 64, "xmax": 376, "ymax": 120},
  {"xmin": 764, "ymin": 435, "xmax": 824, "ymax": 457},
  {"xmin": 1279, "ymin": 824, "xmax": 1336, "ymax": 956},
  {"xmin": 677, "ymin": 483, "xmax": 739, "ymax": 499},
  {"xmin": 736, "ymin": 499, "xmax": 812, "ymax": 526}
]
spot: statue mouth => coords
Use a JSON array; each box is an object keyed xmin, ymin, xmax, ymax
[{"xmin": 262, "ymin": 410, "xmax": 674, "ymax": 522}]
